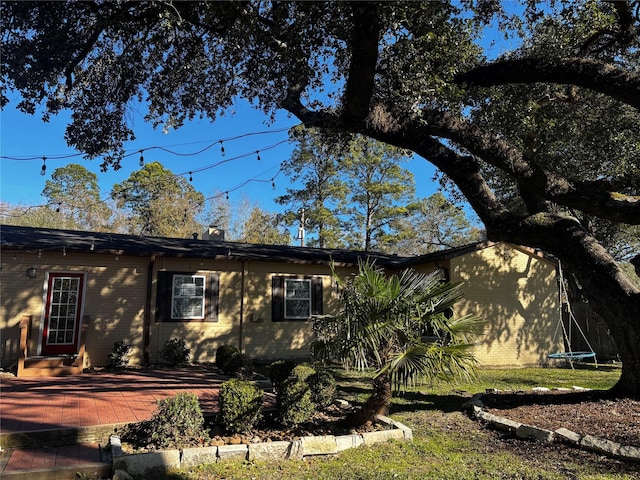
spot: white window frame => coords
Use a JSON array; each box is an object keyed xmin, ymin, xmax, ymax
[
  {"xmin": 171, "ymin": 274, "xmax": 206, "ymax": 320},
  {"xmin": 284, "ymin": 278, "xmax": 312, "ymax": 320}
]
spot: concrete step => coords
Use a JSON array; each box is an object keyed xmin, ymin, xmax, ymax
[
  {"xmin": 0, "ymin": 443, "xmax": 111, "ymax": 480},
  {"xmin": 0, "ymin": 423, "xmax": 127, "ymax": 449}
]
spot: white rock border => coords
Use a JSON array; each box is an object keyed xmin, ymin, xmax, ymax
[
  {"xmin": 108, "ymin": 408, "xmax": 413, "ymax": 477},
  {"xmin": 464, "ymin": 389, "xmax": 640, "ymax": 463}
]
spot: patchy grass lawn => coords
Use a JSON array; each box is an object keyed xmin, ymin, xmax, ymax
[{"xmin": 160, "ymin": 365, "xmax": 639, "ymax": 480}]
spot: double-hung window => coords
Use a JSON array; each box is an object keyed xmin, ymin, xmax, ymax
[
  {"xmin": 171, "ymin": 275, "xmax": 206, "ymax": 319},
  {"xmin": 272, "ymin": 276, "xmax": 323, "ymax": 321},
  {"xmin": 156, "ymin": 271, "xmax": 219, "ymax": 322},
  {"xmin": 284, "ymin": 278, "xmax": 312, "ymax": 319}
]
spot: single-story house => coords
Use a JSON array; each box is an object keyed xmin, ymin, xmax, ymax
[{"xmin": 0, "ymin": 224, "xmax": 563, "ymax": 376}]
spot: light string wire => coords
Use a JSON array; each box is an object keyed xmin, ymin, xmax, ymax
[
  {"xmin": 0, "ymin": 125, "xmax": 295, "ymax": 161},
  {"xmin": 1, "ymin": 125, "xmax": 299, "ymax": 218}
]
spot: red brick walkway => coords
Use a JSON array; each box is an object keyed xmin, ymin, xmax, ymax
[{"xmin": 0, "ymin": 367, "xmax": 226, "ymax": 475}]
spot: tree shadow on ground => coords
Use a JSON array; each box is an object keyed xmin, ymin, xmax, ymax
[{"xmin": 390, "ymin": 391, "xmax": 468, "ymax": 415}]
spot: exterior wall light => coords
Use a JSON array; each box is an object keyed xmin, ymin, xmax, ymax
[{"xmin": 26, "ymin": 267, "xmax": 37, "ymax": 279}]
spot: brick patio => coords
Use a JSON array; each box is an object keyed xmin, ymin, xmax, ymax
[{"xmin": 0, "ymin": 367, "xmax": 227, "ymax": 477}]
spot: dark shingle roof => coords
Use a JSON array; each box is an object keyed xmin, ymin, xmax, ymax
[{"xmin": 1, "ymin": 224, "xmax": 421, "ymax": 267}]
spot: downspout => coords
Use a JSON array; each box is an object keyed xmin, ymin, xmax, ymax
[
  {"xmin": 143, "ymin": 255, "xmax": 155, "ymax": 365},
  {"xmin": 239, "ymin": 260, "xmax": 248, "ymax": 353}
]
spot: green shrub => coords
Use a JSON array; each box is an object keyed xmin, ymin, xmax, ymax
[
  {"xmin": 215, "ymin": 344, "xmax": 239, "ymax": 370},
  {"xmin": 148, "ymin": 392, "xmax": 209, "ymax": 449},
  {"xmin": 308, "ymin": 369, "xmax": 337, "ymax": 409},
  {"xmin": 219, "ymin": 378, "xmax": 263, "ymax": 434},
  {"xmin": 269, "ymin": 359, "xmax": 296, "ymax": 392},
  {"xmin": 107, "ymin": 340, "xmax": 132, "ymax": 369},
  {"xmin": 277, "ymin": 365, "xmax": 317, "ymax": 427},
  {"xmin": 222, "ymin": 351, "xmax": 254, "ymax": 379},
  {"xmin": 160, "ymin": 337, "xmax": 190, "ymax": 366}
]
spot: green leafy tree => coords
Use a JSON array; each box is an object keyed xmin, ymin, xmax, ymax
[
  {"xmin": 42, "ymin": 164, "xmax": 112, "ymax": 231},
  {"xmin": 276, "ymin": 127, "xmax": 348, "ymax": 248},
  {"xmin": 240, "ymin": 206, "xmax": 290, "ymax": 245},
  {"xmin": 313, "ymin": 260, "xmax": 483, "ymax": 425},
  {"xmin": 3, "ymin": 1, "xmax": 640, "ymax": 393},
  {"xmin": 382, "ymin": 193, "xmax": 484, "ymax": 255},
  {"xmin": 111, "ymin": 162, "xmax": 204, "ymax": 237},
  {"xmin": 341, "ymin": 136, "xmax": 419, "ymax": 251}
]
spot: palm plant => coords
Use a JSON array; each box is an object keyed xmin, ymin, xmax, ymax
[{"xmin": 312, "ymin": 259, "xmax": 484, "ymax": 425}]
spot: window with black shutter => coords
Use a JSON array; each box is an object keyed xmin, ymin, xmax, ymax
[
  {"xmin": 156, "ymin": 271, "xmax": 219, "ymax": 322},
  {"xmin": 272, "ymin": 275, "xmax": 323, "ymax": 322}
]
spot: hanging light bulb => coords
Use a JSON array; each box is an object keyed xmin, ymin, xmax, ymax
[
  {"xmin": 139, "ymin": 151, "xmax": 144, "ymax": 167},
  {"xmin": 225, "ymin": 191, "xmax": 229, "ymax": 200},
  {"xmin": 256, "ymin": 151, "xmax": 261, "ymax": 161},
  {"xmin": 189, "ymin": 172, "xmax": 193, "ymax": 182},
  {"xmin": 62, "ymin": 246, "xmax": 67, "ymax": 257},
  {"xmin": 56, "ymin": 203, "xmax": 61, "ymax": 213},
  {"xmin": 220, "ymin": 141, "xmax": 225, "ymax": 156},
  {"xmin": 272, "ymin": 180, "xmax": 276, "ymax": 190},
  {"xmin": 40, "ymin": 157, "xmax": 47, "ymax": 176}
]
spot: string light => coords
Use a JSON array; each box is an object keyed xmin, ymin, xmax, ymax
[
  {"xmin": 272, "ymin": 180, "xmax": 276, "ymax": 190},
  {"xmin": 5, "ymin": 126, "xmax": 293, "ymax": 219},
  {"xmin": 62, "ymin": 246, "xmax": 67, "ymax": 257}
]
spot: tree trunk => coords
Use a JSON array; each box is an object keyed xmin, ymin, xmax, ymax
[
  {"xmin": 490, "ymin": 214, "xmax": 640, "ymax": 396},
  {"xmin": 350, "ymin": 373, "xmax": 393, "ymax": 426}
]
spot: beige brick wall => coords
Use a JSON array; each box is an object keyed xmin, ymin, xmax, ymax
[
  {"xmin": 450, "ymin": 244, "xmax": 562, "ymax": 367},
  {"xmin": 149, "ymin": 258, "xmax": 341, "ymax": 364},
  {"xmin": 0, "ymin": 251, "xmax": 148, "ymax": 369},
  {"xmin": 149, "ymin": 257, "xmax": 242, "ymax": 364},
  {"xmin": 1, "ymin": 242, "xmax": 561, "ymax": 370},
  {"xmin": 241, "ymin": 261, "xmax": 339, "ymax": 361}
]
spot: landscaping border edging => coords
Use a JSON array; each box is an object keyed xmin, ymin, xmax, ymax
[
  {"xmin": 109, "ymin": 413, "xmax": 413, "ymax": 477},
  {"xmin": 464, "ymin": 390, "xmax": 640, "ymax": 463}
]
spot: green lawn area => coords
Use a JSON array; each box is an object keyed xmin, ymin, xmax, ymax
[{"xmin": 163, "ymin": 366, "xmax": 639, "ymax": 480}]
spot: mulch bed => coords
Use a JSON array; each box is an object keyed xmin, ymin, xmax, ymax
[{"xmin": 482, "ymin": 389, "xmax": 640, "ymax": 447}]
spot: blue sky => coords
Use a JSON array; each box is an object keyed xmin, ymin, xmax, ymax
[
  {"xmin": 2, "ymin": 0, "xmax": 524, "ymax": 226},
  {"xmin": 0, "ymin": 98, "xmax": 441, "ymax": 219}
]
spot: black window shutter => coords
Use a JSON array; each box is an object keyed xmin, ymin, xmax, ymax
[
  {"xmin": 272, "ymin": 276, "xmax": 284, "ymax": 322},
  {"xmin": 206, "ymin": 273, "xmax": 219, "ymax": 322},
  {"xmin": 156, "ymin": 271, "xmax": 172, "ymax": 322},
  {"xmin": 311, "ymin": 277, "xmax": 323, "ymax": 315}
]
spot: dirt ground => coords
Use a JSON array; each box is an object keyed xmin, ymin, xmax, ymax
[{"xmin": 481, "ymin": 389, "xmax": 640, "ymax": 447}]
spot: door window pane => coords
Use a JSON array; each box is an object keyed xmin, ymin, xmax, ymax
[{"xmin": 47, "ymin": 275, "xmax": 81, "ymax": 346}]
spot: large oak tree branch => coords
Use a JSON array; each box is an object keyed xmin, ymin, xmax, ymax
[
  {"xmin": 282, "ymin": 101, "xmax": 640, "ymax": 225},
  {"xmin": 342, "ymin": 2, "xmax": 382, "ymax": 124},
  {"xmin": 416, "ymin": 109, "xmax": 640, "ymax": 224},
  {"xmin": 455, "ymin": 58, "xmax": 640, "ymax": 110}
]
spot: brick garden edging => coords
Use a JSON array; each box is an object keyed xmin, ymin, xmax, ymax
[
  {"xmin": 463, "ymin": 389, "xmax": 640, "ymax": 463},
  {"xmin": 109, "ymin": 413, "xmax": 412, "ymax": 478}
]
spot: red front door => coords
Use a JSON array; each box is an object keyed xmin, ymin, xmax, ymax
[{"xmin": 41, "ymin": 273, "xmax": 84, "ymax": 355}]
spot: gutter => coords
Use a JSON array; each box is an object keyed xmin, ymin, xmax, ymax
[{"xmin": 143, "ymin": 255, "xmax": 155, "ymax": 365}]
